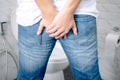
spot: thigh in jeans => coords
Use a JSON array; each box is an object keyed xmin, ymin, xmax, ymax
[
  {"xmin": 17, "ymin": 22, "xmax": 56, "ymax": 80},
  {"xmin": 59, "ymin": 15, "xmax": 102, "ymax": 80}
]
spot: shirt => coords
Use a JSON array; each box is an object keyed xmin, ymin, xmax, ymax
[{"xmin": 16, "ymin": 0, "xmax": 98, "ymax": 26}]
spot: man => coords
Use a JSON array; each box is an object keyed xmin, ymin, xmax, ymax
[{"xmin": 16, "ymin": 0, "xmax": 102, "ymax": 80}]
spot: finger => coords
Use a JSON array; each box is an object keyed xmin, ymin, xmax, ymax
[
  {"xmin": 46, "ymin": 23, "xmax": 55, "ymax": 32},
  {"xmin": 37, "ymin": 23, "xmax": 44, "ymax": 35},
  {"xmin": 49, "ymin": 29, "xmax": 63, "ymax": 37},
  {"xmin": 64, "ymin": 35, "xmax": 67, "ymax": 39},
  {"xmin": 55, "ymin": 32, "xmax": 66, "ymax": 39},
  {"xmin": 72, "ymin": 22, "xmax": 77, "ymax": 35},
  {"xmin": 46, "ymin": 25, "xmax": 59, "ymax": 34}
]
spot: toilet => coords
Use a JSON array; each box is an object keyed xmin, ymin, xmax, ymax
[{"xmin": 10, "ymin": 10, "xmax": 69, "ymax": 80}]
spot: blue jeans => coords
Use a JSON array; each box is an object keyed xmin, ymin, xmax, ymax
[{"xmin": 17, "ymin": 15, "xmax": 102, "ymax": 80}]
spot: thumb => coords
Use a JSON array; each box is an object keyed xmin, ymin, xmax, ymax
[
  {"xmin": 72, "ymin": 23, "xmax": 77, "ymax": 35},
  {"xmin": 37, "ymin": 23, "xmax": 44, "ymax": 35}
]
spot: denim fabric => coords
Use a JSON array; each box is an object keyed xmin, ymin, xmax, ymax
[{"xmin": 17, "ymin": 15, "xmax": 102, "ymax": 80}]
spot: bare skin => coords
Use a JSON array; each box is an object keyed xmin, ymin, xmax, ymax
[
  {"xmin": 35, "ymin": 0, "xmax": 81, "ymax": 39},
  {"xmin": 35, "ymin": 0, "xmax": 57, "ymax": 30}
]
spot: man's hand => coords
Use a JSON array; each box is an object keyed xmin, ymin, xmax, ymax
[
  {"xmin": 35, "ymin": 0, "xmax": 57, "ymax": 35},
  {"xmin": 46, "ymin": 0, "xmax": 81, "ymax": 39},
  {"xmin": 35, "ymin": 0, "xmax": 81, "ymax": 39},
  {"xmin": 37, "ymin": 11, "xmax": 57, "ymax": 35},
  {"xmin": 46, "ymin": 11, "xmax": 77, "ymax": 39}
]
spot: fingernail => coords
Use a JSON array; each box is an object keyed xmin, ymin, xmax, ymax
[
  {"xmin": 46, "ymin": 28, "xmax": 49, "ymax": 31},
  {"xmin": 75, "ymin": 32, "xmax": 78, "ymax": 35},
  {"xmin": 49, "ymin": 35, "xmax": 52, "ymax": 37},
  {"xmin": 46, "ymin": 30, "xmax": 48, "ymax": 33},
  {"xmin": 55, "ymin": 37, "xmax": 59, "ymax": 39},
  {"xmin": 64, "ymin": 36, "xmax": 66, "ymax": 39},
  {"xmin": 37, "ymin": 32, "xmax": 40, "ymax": 35}
]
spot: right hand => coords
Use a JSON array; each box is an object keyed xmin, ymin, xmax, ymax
[{"xmin": 46, "ymin": 10, "xmax": 77, "ymax": 39}]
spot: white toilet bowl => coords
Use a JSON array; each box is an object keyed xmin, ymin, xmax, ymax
[{"xmin": 11, "ymin": 10, "xmax": 69, "ymax": 80}]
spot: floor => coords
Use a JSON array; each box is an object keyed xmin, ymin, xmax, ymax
[{"xmin": 0, "ymin": 0, "xmax": 120, "ymax": 80}]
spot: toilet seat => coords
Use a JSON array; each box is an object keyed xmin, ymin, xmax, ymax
[
  {"xmin": 49, "ymin": 52, "xmax": 68, "ymax": 62},
  {"xmin": 49, "ymin": 41, "xmax": 68, "ymax": 62}
]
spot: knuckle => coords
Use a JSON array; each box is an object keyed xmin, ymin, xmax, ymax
[{"xmin": 60, "ymin": 28, "xmax": 64, "ymax": 32}]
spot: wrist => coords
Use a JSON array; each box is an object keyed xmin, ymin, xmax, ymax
[
  {"xmin": 60, "ymin": 9, "xmax": 74, "ymax": 17},
  {"xmin": 41, "ymin": 6, "xmax": 57, "ymax": 14},
  {"xmin": 42, "ymin": 9, "xmax": 58, "ymax": 18},
  {"xmin": 61, "ymin": 0, "xmax": 81, "ymax": 15},
  {"xmin": 35, "ymin": 0, "xmax": 57, "ymax": 16}
]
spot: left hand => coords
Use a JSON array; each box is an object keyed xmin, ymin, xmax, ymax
[{"xmin": 46, "ymin": 10, "xmax": 77, "ymax": 39}]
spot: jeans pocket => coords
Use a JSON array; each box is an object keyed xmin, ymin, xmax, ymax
[
  {"xmin": 66, "ymin": 29, "xmax": 77, "ymax": 40},
  {"xmin": 67, "ymin": 15, "xmax": 96, "ymax": 40},
  {"xmin": 18, "ymin": 23, "xmax": 42, "ymax": 48}
]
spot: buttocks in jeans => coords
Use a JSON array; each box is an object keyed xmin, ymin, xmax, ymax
[{"xmin": 17, "ymin": 14, "xmax": 102, "ymax": 80}]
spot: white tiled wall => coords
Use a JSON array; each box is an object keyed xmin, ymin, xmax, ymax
[
  {"xmin": 96, "ymin": 0, "xmax": 120, "ymax": 56},
  {"xmin": 0, "ymin": 0, "xmax": 17, "ymax": 22}
]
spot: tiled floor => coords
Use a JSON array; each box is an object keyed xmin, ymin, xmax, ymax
[{"xmin": 0, "ymin": 0, "xmax": 120, "ymax": 80}]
